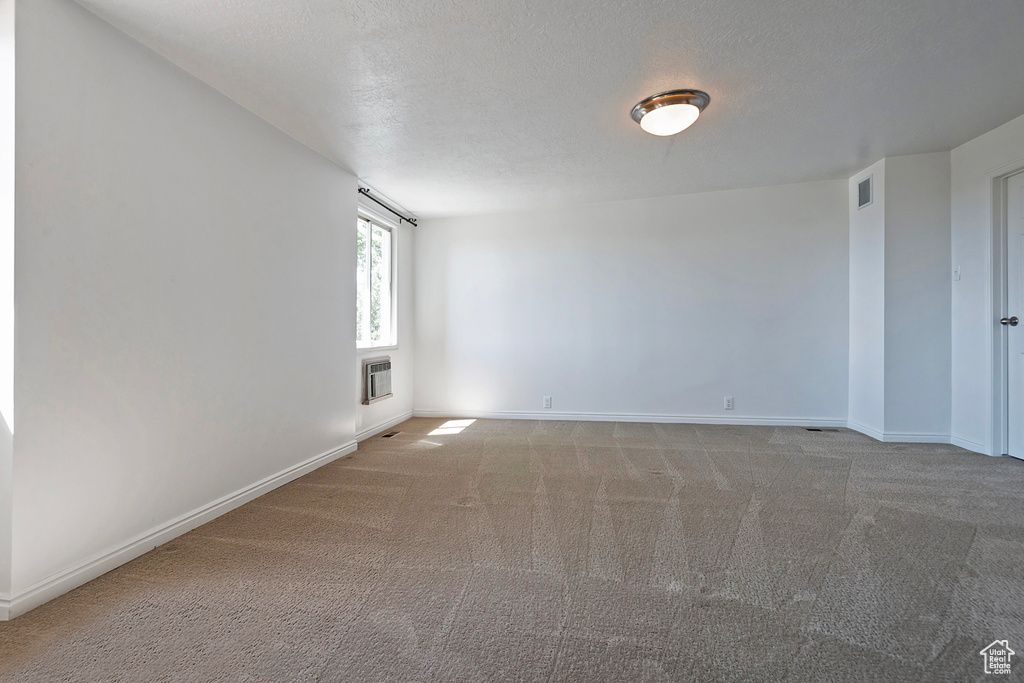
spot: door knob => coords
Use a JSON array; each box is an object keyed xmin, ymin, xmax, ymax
[{"xmin": 1001, "ymin": 317, "xmax": 1019, "ymax": 326}]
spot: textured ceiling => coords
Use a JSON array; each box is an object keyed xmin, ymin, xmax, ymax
[{"xmin": 74, "ymin": 0, "xmax": 1024, "ymax": 217}]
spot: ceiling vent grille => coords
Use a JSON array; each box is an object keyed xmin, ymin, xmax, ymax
[{"xmin": 857, "ymin": 175, "xmax": 873, "ymax": 209}]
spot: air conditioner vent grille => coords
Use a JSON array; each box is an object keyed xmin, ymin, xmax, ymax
[
  {"xmin": 857, "ymin": 176, "xmax": 873, "ymax": 209},
  {"xmin": 362, "ymin": 357, "xmax": 393, "ymax": 404}
]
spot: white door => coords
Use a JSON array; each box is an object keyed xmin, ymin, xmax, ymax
[{"xmin": 1006, "ymin": 172, "xmax": 1024, "ymax": 458}]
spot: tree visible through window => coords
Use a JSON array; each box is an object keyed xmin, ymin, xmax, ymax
[{"xmin": 357, "ymin": 217, "xmax": 393, "ymax": 347}]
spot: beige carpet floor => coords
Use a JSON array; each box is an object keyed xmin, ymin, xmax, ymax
[{"xmin": 0, "ymin": 418, "xmax": 1022, "ymax": 681}]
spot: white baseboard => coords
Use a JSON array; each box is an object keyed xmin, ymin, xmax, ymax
[
  {"xmin": 845, "ymin": 421, "xmax": 885, "ymax": 441},
  {"xmin": 0, "ymin": 440, "xmax": 358, "ymax": 621},
  {"xmin": 846, "ymin": 421, "xmax": 951, "ymax": 444},
  {"xmin": 356, "ymin": 410, "xmax": 414, "ymax": 442},
  {"xmin": 412, "ymin": 409, "xmax": 847, "ymax": 428},
  {"xmin": 877, "ymin": 432, "xmax": 951, "ymax": 443},
  {"xmin": 950, "ymin": 435, "xmax": 989, "ymax": 455}
]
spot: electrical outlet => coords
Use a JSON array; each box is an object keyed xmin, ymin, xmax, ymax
[
  {"xmin": 953, "ymin": 265, "xmax": 961, "ymax": 282},
  {"xmin": 724, "ymin": 396, "xmax": 734, "ymax": 410},
  {"xmin": 543, "ymin": 396, "xmax": 552, "ymax": 409}
]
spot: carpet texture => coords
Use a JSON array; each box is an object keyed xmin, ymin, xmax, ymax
[{"xmin": 1, "ymin": 419, "xmax": 1022, "ymax": 681}]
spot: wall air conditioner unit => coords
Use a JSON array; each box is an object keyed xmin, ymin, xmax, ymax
[{"xmin": 362, "ymin": 356, "xmax": 393, "ymax": 405}]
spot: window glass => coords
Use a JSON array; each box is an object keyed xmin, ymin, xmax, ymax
[{"xmin": 357, "ymin": 217, "xmax": 394, "ymax": 347}]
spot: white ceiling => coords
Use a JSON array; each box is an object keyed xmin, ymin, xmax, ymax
[{"xmin": 75, "ymin": 0, "xmax": 1024, "ymax": 217}]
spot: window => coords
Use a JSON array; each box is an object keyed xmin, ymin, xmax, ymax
[{"xmin": 356, "ymin": 215, "xmax": 394, "ymax": 348}]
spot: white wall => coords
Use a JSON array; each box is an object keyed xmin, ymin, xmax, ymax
[
  {"xmin": 848, "ymin": 160, "xmax": 886, "ymax": 435},
  {"xmin": 0, "ymin": 0, "xmax": 10, "ymax": 603},
  {"xmin": 884, "ymin": 153, "xmax": 951, "ymax": 437},
  {"xmin": 12, "ymin": 0, "xmax": 358, "ymax": 608},
  {"xmin": 847, "ymin": 154, "xmax": 953, "ymax": 442},
  {"xmin": 355, "ymin": 211, "xmax": 415, "ymax": 440},
  {"xmin": 415, "ymin": 180, "xmax": 850, "ymax": 424},
  {"xmin": 951, "ymin": 113, "xmax": 1024, "ymax": 454}
]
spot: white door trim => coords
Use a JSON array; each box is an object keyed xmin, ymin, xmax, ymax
[{"xmin": 993, "ymin": 163, "xmax": 1024, "ymax": 457}]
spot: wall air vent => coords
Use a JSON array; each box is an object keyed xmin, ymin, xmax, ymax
[
  {"xmin": 362, "ymin": 357, "xmax": 393, "ymax": 405},
  {"xmin": 857, "ymin": 175, "xmax": 873, "ymax": 209}
]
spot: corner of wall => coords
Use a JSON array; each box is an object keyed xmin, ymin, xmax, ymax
[{"xmin": 848, "ymin": 160, "xmax": 886, "ymax": 436}]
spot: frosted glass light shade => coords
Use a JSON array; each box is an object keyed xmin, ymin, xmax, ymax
[
  {"xmin": 639, "ymin": 103, "xmax": 700, "ymax": 136},
  {"xmin": 630, "ymin": 90, "xmax": 710, "ymax": 137}
]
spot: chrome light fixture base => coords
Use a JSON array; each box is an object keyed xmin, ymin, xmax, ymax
[{"xmin": 630, "ymin": 89, "xmax": 711, "ymax": 126}]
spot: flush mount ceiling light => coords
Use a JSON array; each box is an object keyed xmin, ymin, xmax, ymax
[{"xmin": 630, "ymin": 89, "xmax": 710, "ymax": 136}]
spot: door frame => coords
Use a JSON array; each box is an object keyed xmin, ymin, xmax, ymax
[{"xmin": 994, "ymin": 165, "xmax": 1024, "ymax": 457}]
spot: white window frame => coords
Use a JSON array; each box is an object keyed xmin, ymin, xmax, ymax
[{"xmin": 356, "ymin": 204, "xmax": 399, "ymax": 350}]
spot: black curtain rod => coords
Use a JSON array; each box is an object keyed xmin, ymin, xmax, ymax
[{"xmin": 358, "ymin": 188, "xmax": 417, "ymax": 226}]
